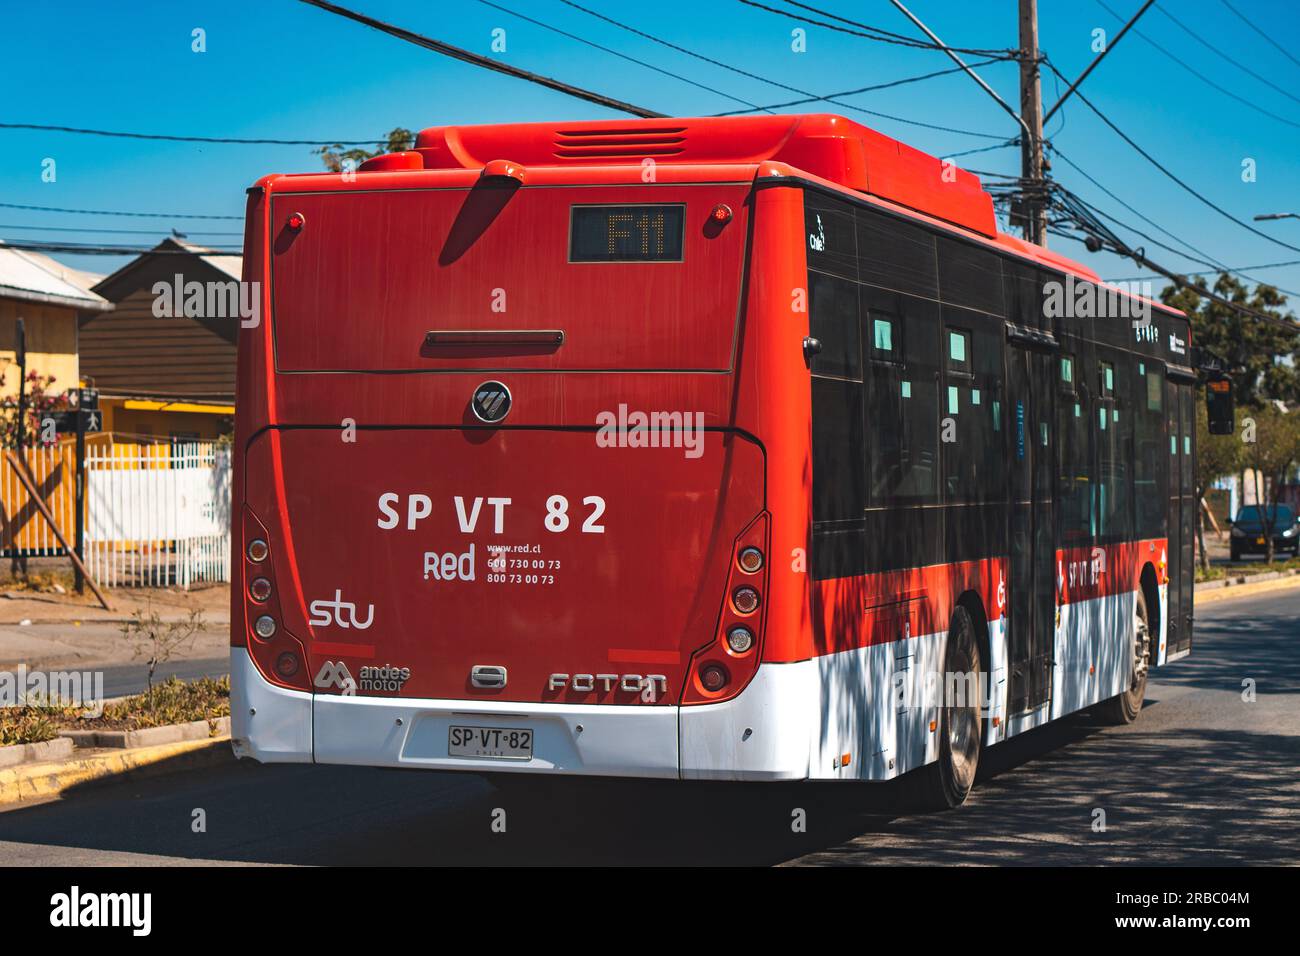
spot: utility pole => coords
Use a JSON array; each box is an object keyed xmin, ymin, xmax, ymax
[{"xmin": 1018, "ymin": 0, "xmax": 1047, "ymax": 247}]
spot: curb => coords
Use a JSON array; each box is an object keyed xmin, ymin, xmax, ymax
[
  {"xmin": 1195, "ymin": 568, "xmax": 1300, "ymax": 605},
  {"xmin": 0, "ymin": 737, "xmax": 74, "ymax": 769},
  {"xmin": 60, "ymin": 716, "xmax": 230, "ymax": 750},
  {"xmin": 0, "ymin": 734, "xmax": 231, "ymax": 807}
]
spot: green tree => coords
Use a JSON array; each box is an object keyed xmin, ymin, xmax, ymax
[
  {"xmin": 1195, "ymin": 400, "xmax": 1242, "ymax": 572},
  {"xmin": 1238, "ymin": 403, "xmax": 1300, "ymax": 563},
  {"xmin": 315, "ymin": 127, "xmax": 415, "ymax": 173},
  {"xmin": 1161, "ymin": 274, "xmax": 1299, "ymax": 407}
]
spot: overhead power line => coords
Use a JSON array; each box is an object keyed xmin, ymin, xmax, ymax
[
  {"xmin": 473, "ymin": 0, "xmax": 765, "ymax": 112},
  {"xmin": 1092, "ymin": 0, "xmax": 1300, "ymax": 131},
  {"xmin": 1043, "ymin": 0, "xmax": 1153, "ymax": 124},
  {"xmin": 1048, "ymin": 186, "xmax": 1299, "ymax": 331},
  {"xmin": 0, "ymin": 122, "xmax": 376, "ymax": 145},
  {"xmin": 0, "ymin": 240, "xmax": 241, "ymax": 256},
  {"xmin": 557, "ymin": 0, "xmax": 1009, "ymax": 138},
  {"xmin": 0, "ymin": 223, "xmax": 243, "ymax": 236},
  {"xmin": 713, "ymin": 58, "xmax": 1006, "ymax": 116},
  {"xmin": 1046, "ymin": 145, "xmax": 1300, "ymax": 296},
  {"xmin": 560, "ymin": 0, "xmax": 812, "ymax": 96},
  {"xmin": 297, "ymin": 0, "xmax": 663, "ymax": 118},
  {"xmin": 1079, "ymin": 198, "xmax": 1300, "ymax": 299},
  {"xmin": 1040, "ymin": 58, "xmax": 1300, "ymax": 257},
  {"xmin": 739, "ymin": 0, "xmax": 1013, "ymax": 56},
  {"xmin": 1047, "ymin": 144, "xmax": 1231, "ymax": 273},
  {"xmin": 1152, "ymin": 1, "xmax": 1300, "ymax": 108},
  {"xmin": 0, "ymin": 201, "xmax": 241, "ymax": 220},
  {"xmin": 1108, "ymin": 259, "xmax": 1300, "ymax": 283},
  {"xmin": 1217, "ymin": 0, "xmax": 1300, "ymax": 71}
]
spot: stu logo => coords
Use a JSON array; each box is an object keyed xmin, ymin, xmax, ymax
[
  {"xmin": 49, "ymin": 886, "xmax": 151, "ymax": 936},
  {"xmin": 308, "ymin": 589, "xmax": 374, "ymax": 630}
]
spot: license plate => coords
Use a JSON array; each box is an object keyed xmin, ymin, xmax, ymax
[
  {"xmin": 1257, "ymin": 537, "xmax": 1266, "ymax": 545},
  {"xmin": 448, "ymin": 725, "xmax": 533, "ymax": 760}
]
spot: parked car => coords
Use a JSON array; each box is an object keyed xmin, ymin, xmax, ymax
[{"xmin": 1229, "ymin": 504, "xmax": 1300, "ymax": 561}]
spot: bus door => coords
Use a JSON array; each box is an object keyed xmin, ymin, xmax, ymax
[{"xmin": 1006, "ymin": 343, "xmax": 1055, "ymax": 713}]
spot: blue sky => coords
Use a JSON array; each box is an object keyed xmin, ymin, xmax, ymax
[{"xmin": 3, "ymin": 0, "xmax": 1299, "ymax": 303}]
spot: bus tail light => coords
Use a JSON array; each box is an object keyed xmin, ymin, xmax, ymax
[
  {"xmin": 700, "ymin": 664, "xmax": 729, "ymax": 692},
  {"xmin": 240, "ymin": 508, "xmax": 311, "ymax": 692},
  {"xmin": 726, "ymin": 626, "xmax": 754, "ymax": 653},
  {"xmin": 684, "ymin": 513, "xmax": 769, "ymax": 705},
  {"xmin": 732, "ymin": 587, "xmax": 760, "ymax": 615},
  {"xmin": 276, "ymin": 652, "xmax": 302, "ymax": 680}
]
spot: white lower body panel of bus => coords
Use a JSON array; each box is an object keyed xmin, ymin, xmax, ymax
[
  {"xmin": 230, "ymin": 646, "xmax": 808, "ymax": 780},
  {"xmin": 231, "ymin": 585, "xmax": 1150, "ymax": 782}
]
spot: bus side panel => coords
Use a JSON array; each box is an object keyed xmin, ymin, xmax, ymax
[{"xmin": 681, "ymin": 183, "xmax": 816, "ymax": 780}]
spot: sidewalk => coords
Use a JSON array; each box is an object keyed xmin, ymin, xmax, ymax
[
  {"xmin": 0, "ymin": 584, "xmax": 230, "ymax": 672},
  {"xmin": 0, "ymin": 582, "xmax": 229, "ymax": 626}
]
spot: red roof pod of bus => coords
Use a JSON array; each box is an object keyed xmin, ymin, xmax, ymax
[
  {"xmin": 408, "ymin": 114, "xmax": 997, "ymax": 238},
  {"xmin": 342, "ymin": 114, "xmax": 1180, "ymax": 322}
]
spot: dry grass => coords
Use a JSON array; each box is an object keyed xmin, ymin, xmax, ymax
[{"xmin": 1, "ymin": 676, "xmax": 231, "ymax": 746}]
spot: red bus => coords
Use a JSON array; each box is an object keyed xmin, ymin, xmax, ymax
[{"xmin": 231, "ymin": 113, "xmax": 1197, "ymax": 807}]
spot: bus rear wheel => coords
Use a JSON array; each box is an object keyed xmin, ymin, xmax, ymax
[
  {"xmin": 1097, "ymin": 590, "xmax": 1151, "ymax": 725},
  {"xmin": 899, "ymin": 606, "xmax": 983, "ymax": 811}
]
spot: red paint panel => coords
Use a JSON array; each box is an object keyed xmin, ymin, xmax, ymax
[
  {"xmin": 1056, "ymin": 538, "xmax": 1166, "ymax": 605},
  {"xmin": 270, "ymin": 184, "xmax": 749, "ymax": 372},
  {"xmin": 243, "ymin": 428, "xmax": 764, "ymax": 704},
  {"xmin": 799, "ymin": 557, "xmax": 1006, "ymax": 662}
]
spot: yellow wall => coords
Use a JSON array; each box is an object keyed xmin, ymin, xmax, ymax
[
  {"xmin": 0, "ymin": 299, "xmax": 80, "ymax": 399},
  {"xmin": 99, "ymin": 399, "xmax": 233, "ymax": 441}
]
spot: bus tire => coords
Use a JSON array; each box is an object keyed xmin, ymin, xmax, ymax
[
  {"xmin": 898, "ymin": 605, "xmax": 983, "ymax": 811},
  {"xmin": 1097, "ymin": 590, "xmax": 1151, "ymax": 725}
]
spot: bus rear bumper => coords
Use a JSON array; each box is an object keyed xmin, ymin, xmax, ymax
[
  {"xmin": 231, "ymin": 650, "xmax": 815, "ymax": 780},
  {"xmin": 230, "ymin": 647, "xmax": 313, "ymax": 763},
  {"xmin": 312, "ymin": 687, "xmax": 680, "ymax": 779}
]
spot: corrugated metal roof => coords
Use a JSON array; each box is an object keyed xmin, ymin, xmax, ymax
[
  {"xmin": 169, "ymin": 238, "xmax": 242, "ymax": 280},
  {"xmin": 0, "ymin": 241, "xmax": 112, "ymax": 310}
]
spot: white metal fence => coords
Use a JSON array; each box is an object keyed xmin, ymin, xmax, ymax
[{"xmin": 85, "ymin": 441, "xmax": 231, "ymax": 588}]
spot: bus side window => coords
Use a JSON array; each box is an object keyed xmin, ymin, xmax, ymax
[
  {"xmin": 1134, "ymin": 362, "xmax": 1166, "ymax": 537},
  {"xmin": 807, "ymin": 272, "xmax": 862, "ymax": 381},
  {"xmin": 1058, "ymin": 347, "xmax": 1093, "ymax": 544},
  {"xmin": 809, "ymin": 275, "xmax": 866, "ymax": 526}
]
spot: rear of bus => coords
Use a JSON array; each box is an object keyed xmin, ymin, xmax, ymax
[{"xmin": 229, "ymin": 117, "xmax": 826, "ymax": 780}]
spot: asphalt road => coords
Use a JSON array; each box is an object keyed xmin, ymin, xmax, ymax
[
  {"xmin": 96, "ymin": 657, "xmax": 230, "ymax": 698},
  {"xmin": 0, "ymin": 587, "xmax": 1295, "ymax": 866}
]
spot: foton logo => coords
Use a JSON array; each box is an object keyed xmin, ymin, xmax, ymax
[
  {"xmin": 308, "ymin": 589, "xmax": 374, "ymax": 630},
  {"xmin": 314, "ymin": 660, "xmax": 357, "ymax": 695},
  {"xmin": 548, "ymin": 673, "xmax": 668, "ymax": 699}
]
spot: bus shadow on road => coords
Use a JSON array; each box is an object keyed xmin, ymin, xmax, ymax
[{"xmin": 1, "ymin": 699, "xmax": 1294, "ymax": 865}]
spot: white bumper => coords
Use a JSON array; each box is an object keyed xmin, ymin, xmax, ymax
[
  {"xmin": 231, "ymin": 648, "xmax": 814, "ymax": 780},
  {"xmin": 230, "ymin": 647, "xmax": 313, "ymax": 763}
]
